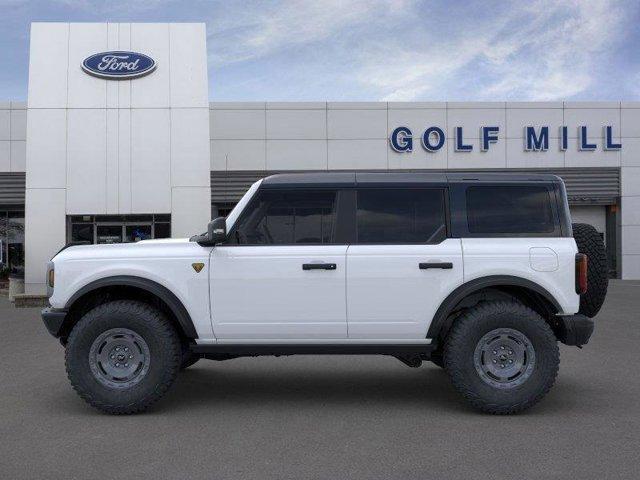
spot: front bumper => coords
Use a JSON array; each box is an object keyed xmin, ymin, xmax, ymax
[
  {"xmin": 41, "ymin": 307, "xmax": 68, "ymax": 338},
  {"xmin": 556, "ymin": 313, "xmax": 594, "ymax": 347}
]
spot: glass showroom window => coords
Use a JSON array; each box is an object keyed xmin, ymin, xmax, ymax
[
  {"xmin": 0, "ymin": 210, "xmax": 25, "ymax": 278},
  {"xmin": 67, "ymin": 215, "xmax": 171, "ymax": 245}
]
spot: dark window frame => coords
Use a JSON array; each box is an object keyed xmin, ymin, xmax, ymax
[{"xmin": 354, "ymin": 187, "xmax": 449, "ymax": 245}]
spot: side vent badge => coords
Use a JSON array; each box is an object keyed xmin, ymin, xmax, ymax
[{"xmin": 192, "ymin": 262, "xmax": 205, "ymax": 273}]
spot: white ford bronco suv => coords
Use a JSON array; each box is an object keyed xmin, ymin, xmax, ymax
[{"xmin": 42, "ymin": 172, "xmax": 608, "ymax": 415}]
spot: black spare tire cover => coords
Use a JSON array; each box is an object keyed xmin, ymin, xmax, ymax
[{"xmin": 572, "ymin": 223, "xmax": 608, "ymax": 317}]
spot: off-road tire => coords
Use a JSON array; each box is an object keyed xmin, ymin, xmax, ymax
[
  {"xmin": 180, "ymin": 347, "xmax": 200, "ymax": 370},
  {"xmin": 444, "ymin": 301, "xmax": 559, "ymax": 414},
  {"xmin": 65, "ymin": 300, "xmax": 181, "ymax": 414},
  {"xmin": 430, "ymin": 350, "xmax": 444, "ymax": 368},
  {"xmin": 572, "ymin": 222, "xmax": 608, "ymax": 317}
]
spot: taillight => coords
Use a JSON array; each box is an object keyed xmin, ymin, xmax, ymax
[{"xmin": 575, "ymin": 253, "xmax": 588, "ymax": 295}]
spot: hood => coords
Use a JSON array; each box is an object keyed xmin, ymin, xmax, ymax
[{"xmin": 52, "ymin": 238, "xmax": 205, "ymax": 262}]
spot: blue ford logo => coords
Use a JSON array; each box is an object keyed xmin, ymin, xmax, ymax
[{"xmin": 82, "ymin": 51, "xmax": 156, "ymax": 80}]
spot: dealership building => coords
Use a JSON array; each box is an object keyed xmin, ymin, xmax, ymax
[{"xmin": 1, "ymin": 22, "xmax": 640, "ymax": 294}]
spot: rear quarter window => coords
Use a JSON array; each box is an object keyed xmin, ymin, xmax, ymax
[{"xmin": 466, "ymin": 185, "xmax": 557, "ymax": 234}]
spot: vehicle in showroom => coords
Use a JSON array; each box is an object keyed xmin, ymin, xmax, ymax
[{"xmin": 41, "ymin": 172, "xmax": 608, "ymax": 414}]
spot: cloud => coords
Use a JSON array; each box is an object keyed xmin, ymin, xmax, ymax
[
  {"xmin": 359, "ymin": 0, "xmax": 628, "ymax": 101},
  {"xmin": 207, "ymin": 0, "xmax": 633, "ymax": 101},
  {"xmin": 207, "ymin": 0, "xmax": 411, "ymax": 66}
]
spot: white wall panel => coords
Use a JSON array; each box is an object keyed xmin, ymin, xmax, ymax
[
  {"xmin": 211, "ymin": 139, "xmax": 266, "ymax": 171},
  {"xmin": 622, "ymin": 138, "xmax": 640, "ymax": 167},
  {"xmin": 105, "ymin": 108, "xmax": 118, "ymax": 213},
  {"xmin": 130, "ymin": 108, "xmax": 171, "ymax": 212},
  {"xmin": 328, "ymin": 102, "xmax": 386, "ymax": 110},
  {"xmin": 447, "ymin": 137, "xmax": 506, "ymax": 169},
  {"xmin": 506, "ymin": 138, "xmax": 565, "ymax": 168},
  {"xmin": 327, "ymin": 109, "xmax": 386, "ymax": 139},
  {"xmin": 0, "ymin": 110, "xmax": 9, "ymax": 140},
  {"xmin": 621, "ymin": 108, "xmax": 640, "ymax": 138},
  {"xmin": 118, "ymin": 23, "xmax": 132, "ymax": 109},
  {"xmin": 447, "ymin": 108, "xmax": 506, "ymax": 140},
  {"xmin": 171, "ymin": 108, "xmax": 210, "ymax": 187},
  {"xmin": 389, "ymin": 146, "xmax": 446, "ymax": 169},
  {"xmin": 328, "ymin": 140, "xmax": 387, "ymax": 170},
  {"xmin": 621, "ymin": 226, "xmax": 640, "ymax": 255},
  {"xmin": 10, "ymin": 109, "xmax": 27, "ymax": 140},
  {"xmin": 506, "ymin": 108, "xmax": 563, "ymax": 138},
  {"xmin": 387, "ymin": 108, "xmax": 447, "ymax": 139},
  {"xmin": 0, "ymin": 141, "xmax": 9, "ymax": 171},
  {"xmin": 266, "ymin": 140, "xmax": 327, "ymax": 170},
  {"xmin": 106, "ymin": 23, "xmax": 119, "ymax": 108},
  {"xmin": 171, "ymin": 186, "xmax": 211, "ymax": 237},
  {"xmin": 266, "ymin": 109, "xmax": 326, "ymax": 139},
  {"xmin": 66, "ymin": 109, "xmax": 107, "ymax": 214},
  {"xmin": 622, "ymin": 167, "xmax": 640, "ymax": 196},
  {"xmin": 11, "ymin": 141, "xmax": 26, "ymax": 172},
  {"xmin": 117, "ymin": 109, "xmax": 132, "ymax": 213},
  {"xmin": 621, "ymin": 255, "xmax": 640, "ymax": 280},
  {"xmin": 25, "ymin": 188, "xmax": 66, "ymax": 294},
  {"xmin": 267, "ymin": 102, "xmax": 325, "ymax": 110},
  {"xmin": 564, "ymin": 107, "xmax": 620, "ymax": 138},
  {"xmin": 131, "ymin": 23, "xmax": 170, "ymax": 108},
  {"xmin": 67, "ymin": 23, "xmax": 108, "ymax": 109},
  {"xmin": 388, "ymin": 102, "xmax": 445, "ymax": 109},
  {"xmin": 28, "ymin": 23, "xmax": 68, "ymax": 108},
  {"xmin": 564, "ymin": 141, "xmax": 620, "ymax": 168},
  {"xmin": 169, "ymin": 23, "xmax": 208, "ymax": 108},
  {"xmin": 210, "ymin": 109, "xmax": 265, "ymax": 139},
  {"xmin": 25, "ymin": 109, "xmax": 67, "ymax": 189},
  {"xmin": 621, "ymin": 196, "xmax": 640, "ymax": 226}
]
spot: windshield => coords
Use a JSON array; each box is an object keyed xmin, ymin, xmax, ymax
[{"xmin": 225, "ymin": 179, "xmax": 262, "ymax": 232}]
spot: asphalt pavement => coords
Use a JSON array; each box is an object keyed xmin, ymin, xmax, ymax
[{"xmin": 1, "ymin": 281, "xmax": 639, "ymax": 479}]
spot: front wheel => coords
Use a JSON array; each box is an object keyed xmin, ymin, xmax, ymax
[
  {"xmin": 444, "ymin": 301, "xmax": 559, "ymax": 414},
  {"xmin": 65, "ymin": 300, "xmax": 182, "ymax": 414}
]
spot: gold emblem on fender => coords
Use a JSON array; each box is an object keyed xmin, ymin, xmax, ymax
[{"xmin": 192, "ymin": 262, "xmax": 205, "ymax": 273}]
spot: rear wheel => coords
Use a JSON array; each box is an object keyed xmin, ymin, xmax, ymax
[
  {"xmin": 65, "ymin": 300, "xmax": 181, "ymax": 414},
  {"xmin": 444, "ymin": 301, "xmax": 559, "ymax": 414}
]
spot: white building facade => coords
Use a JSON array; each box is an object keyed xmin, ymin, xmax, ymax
[{"xmin": 0, "ymin": 22, "xmax": 639, "ymax": 294}]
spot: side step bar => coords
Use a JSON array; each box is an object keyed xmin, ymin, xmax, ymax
[{"xmin": 191, "ymin": 343, "xmax": 436, "ymax": 357}]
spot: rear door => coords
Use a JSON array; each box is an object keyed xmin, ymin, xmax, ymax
[
  {"xmin": 346, "ymin": 187, "xmax": 463, "ymax": 339},
  {"xmin": 210, "ymin": 188, "xmax": 348, "ymax": 340}
]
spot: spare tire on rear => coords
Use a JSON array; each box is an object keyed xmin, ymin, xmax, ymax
[{"xmin": 572, "ymin": 223, "xmax": 608, "ymax": 317}]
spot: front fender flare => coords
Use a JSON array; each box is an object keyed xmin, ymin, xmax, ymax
[{"xmin": 65, "ymin": 275, "xmax": 198, "ymax": 339}]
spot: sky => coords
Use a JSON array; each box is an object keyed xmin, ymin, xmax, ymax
[{"xmin": 0, "ymin": 0, "xmax": 639, "ymax": 102}]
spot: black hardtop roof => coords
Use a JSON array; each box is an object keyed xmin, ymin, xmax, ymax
[{"xmin": 261, "ymin": 172, "xmax": 563, "ymax": 188}]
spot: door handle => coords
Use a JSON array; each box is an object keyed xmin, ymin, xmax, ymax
[
  {"xmin": 419, "ymin": 262, "xmax": 453, "ymax": 270},
  {"xmin": 302, "ymin": 263, "xmax": 337, "ymax": 271}
]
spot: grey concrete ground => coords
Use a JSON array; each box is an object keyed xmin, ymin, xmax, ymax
[{"xmin": 1, "ymin": 282, "xmax": 640, "ymax": 480}]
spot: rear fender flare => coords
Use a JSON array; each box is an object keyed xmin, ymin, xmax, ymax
[{"xmin": 427, "ymin": 275, "xmax": 562, "ymax": 340}]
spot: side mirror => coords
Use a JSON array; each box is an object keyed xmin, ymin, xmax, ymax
[
  {"xmin": 208, "ymin": 216, "xmax": 227, "ymax": 244},
  {"xmin": 192, "ymin": 217, "xmax": 226, "ymax": 246}
]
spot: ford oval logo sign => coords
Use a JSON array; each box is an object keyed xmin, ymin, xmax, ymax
[{"xmin": 82, "ymin": 51, "xmax": 156, "ymax": 80}]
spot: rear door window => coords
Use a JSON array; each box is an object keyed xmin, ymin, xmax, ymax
[
  {"xmin": 356, "ymin": 188, "xmax": 447, "ymax": 244},
  {"xmin": 466, "ymin": 186, "xmax": 556, "ymax": 234}
]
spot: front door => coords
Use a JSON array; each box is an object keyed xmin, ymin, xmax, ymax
[
  {"xmin": 346, "ymin": 188, "xmax": 463, "ymax": 339},
  {"xmin": 210, "ymin": 189, "xmax": 348, "ymax": 340}
]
